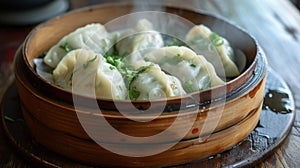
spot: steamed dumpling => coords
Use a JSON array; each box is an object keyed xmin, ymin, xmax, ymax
[
  {"xmin": 53, "ymin": 49, "xmax": 127, "ymax": 99},
  {"xmin": 44, "ymin": 23, "xmax": 114, "ymax": 68},
  {"xmin": 116, "ymin": 19, "xmax": 164, "ymax": 65},
  {"xmin": 144, "ymin": 46, "xmax": 224, "ymax": 93},
  {"xmin": 128, "ymin": 62, "xmax": 186, "ymax": 100},
  {"xmin": 185, "ymin": 24, "xmax": 240, "ymax": 77}
]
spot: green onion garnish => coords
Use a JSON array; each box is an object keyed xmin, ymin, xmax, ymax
[
  {"xmin": 109, "ymin": 66, "xmax": 115, "ymax": 70},
  {"xmin": 128, "ymin": 88, "xmax": 140, "ymax": 100},
  {"xmin": 59, "ymin": 43, "xmax": 72, "ymax": 53},
  {"xmin": 167, "ymin": 37, "xmax": 187, "ymax": 47},
  {"xmin": 185, "ymin": 80, "xmax": 195, "ymax": 93},
  {"xmin": 4, "ymin": 116, "xmax": 15, "ymax": 122},
  {"xmin": 209, "ymin": 33, "xmax": 224, "ymax": 46},
  {"xmin": 83, "ymin": 55, "xmax": 98, "ymax": 69},
  {"xmin": 190, "ymin": 63, "xmax": 196, "ymax": 68}
]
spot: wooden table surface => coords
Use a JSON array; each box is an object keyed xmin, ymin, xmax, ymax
[{"xmin": 1, "ymin": 0, "xmax": 300, "ymax": 167}]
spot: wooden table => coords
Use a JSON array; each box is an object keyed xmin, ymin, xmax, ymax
[{"xmin": 1, "ymin": 0, "xmax": 300, "ymax": 167}]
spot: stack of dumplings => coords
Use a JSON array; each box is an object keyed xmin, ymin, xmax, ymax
[{"xmin": 38, "ymin": 19, "xmax": 242, "ymax": 100}]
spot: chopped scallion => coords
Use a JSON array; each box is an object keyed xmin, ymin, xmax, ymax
[
  {"xmin": 128, "ymin": 88, "xmax": 140, "ymax": 100},
  {"xmin": 4, "ymin": 116, "xmax": 15, "ymax": 122},
  {"xmin": 190, "ymin": 63, "xmax": 196, "ymax": 68},
  {"xmin": 83, "ymin": 55, "xmax": 98, "ymax": 69},
  {"xmin": 59, "ymin": 43, "xmax": 72, "ymax": 53},
  {"xmin": 109, "ymin": 66, "xmax": 115, "ymax": 70},
  {"xmin": 185, "ymin": 80, "xmax": 195, "ymax": 93},
  {"xmin": 209, "ymin": 33, "xmax": 224, "ymax": 46}
]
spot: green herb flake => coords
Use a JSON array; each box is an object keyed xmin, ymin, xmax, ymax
[
  {"xmin": 69, "ymin": 72, "xmax": 74, "ymax": 81},
  {"xmin": 126, "ymin": 64, "xmax": 153, "ymax": 88},
  {"xmin": 104, "ymin": 52, "xmax": 153, "ymax": 95},
  {"xmin": 190, "ymin": 63, "xmax": 196, "ymax": 68},
  {"xmin": 83, "ymin": 55, "xmax": 98, "ymax": 69},
  {"xmin": 4, "ymin": 116, "xmax": 15, "ymax": 122},
  {"xmin": 109, "ymin": 66, "xmax": 116, "ymax": 70},
  {"xmin": 136, "ymin": 64, "xmax": 153, "ymax": 73},
  {"xmin": 209, "ymin": 33, "xmax": 224, "ymax": 46},
  {"xmin": 104, "ymin": 52, "xmax": 124, "ymax": 70},
  {"xmin": 185, "ymin": 80, "xmax": 195, "ymax": 93},
  {"xmin": 59, "ymin": 43, "xmax": 72, "ymax": 53},
  {"xmin": 105, "ymin": 55, "xmax": 114, "ymax": 65},
  {"xmin": 69, "ymin": 69, "xmax": 78, "ymax": 81},
  {"xmin": 124, "ymin": 72, "xmax": 135, "ymax": 87},
  {"xmin": 167, "ymin": 37, "xmax": 188, "ymax": 47},
  {"xmin": 128, "ymin": 88, "xmax": 140, "ymax": 100}
]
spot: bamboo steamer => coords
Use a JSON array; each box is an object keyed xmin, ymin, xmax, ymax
[{"xmin": 14, "ymin": 3, "xmax": 267, "ymax": 167}]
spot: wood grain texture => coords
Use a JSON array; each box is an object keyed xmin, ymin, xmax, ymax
[
  {"xmin": 0, "ymin": 70, "xmax": 294, "ymax": 167},
  {"xmin": 0, "ymin": 0, "xmax": 300, "ymax": 167}
]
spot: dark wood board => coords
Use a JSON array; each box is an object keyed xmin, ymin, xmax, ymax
[{"xmin": 0, "ymin": 69, "xmax": 295, "ymax": 168}]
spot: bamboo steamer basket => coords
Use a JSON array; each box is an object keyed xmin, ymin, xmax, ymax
[{"xmin": 14, "ymin": 3, "xmax": 267, "ymax": 167}]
